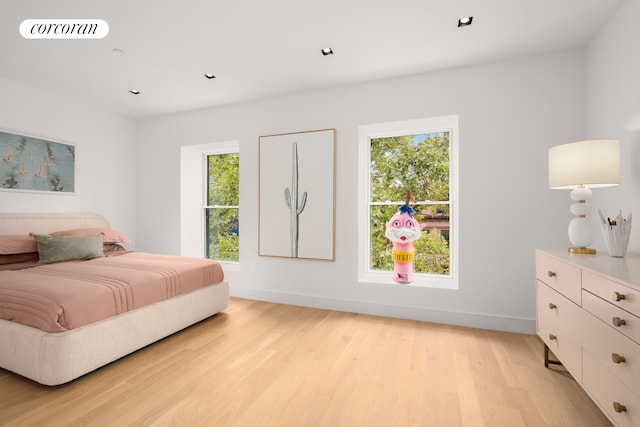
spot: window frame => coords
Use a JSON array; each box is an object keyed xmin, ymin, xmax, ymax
[
  {"xmin": 180, "ymin": 140, "xmax": 239, "ymax": 270},
  {"xmin": 358, "ymin": 115, "xmax": 459, "ymax": 289},
  {"xmin": 204, "ymin": 151, "xmax": 240, "ymax": 262}
]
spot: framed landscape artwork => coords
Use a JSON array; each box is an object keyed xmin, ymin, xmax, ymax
[
  {"xmin": 0, "ymin": 129, "xmax": 75, "ymax": 193},
  {"xmin": 259, "ymin": 128, "xmax": 336, "ymax": 260}
]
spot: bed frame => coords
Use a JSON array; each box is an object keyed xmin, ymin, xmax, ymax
[{"xmin": 0, "ymin": 213, "xmax": 229, "ymax": 386}]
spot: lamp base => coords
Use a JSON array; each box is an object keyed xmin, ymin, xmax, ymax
[{"xmin": 569, "ymin": 247, "xmax": 596, "ymax": 255}]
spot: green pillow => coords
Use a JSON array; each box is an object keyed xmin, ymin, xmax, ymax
[{"xmin": 34, "ymin": 234, "xmax": 105, "ymax": 264}]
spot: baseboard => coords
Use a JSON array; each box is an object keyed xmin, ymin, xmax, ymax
[{"xmin": 229, "ymin": 287, "xmax": 536, "ymax": 335}]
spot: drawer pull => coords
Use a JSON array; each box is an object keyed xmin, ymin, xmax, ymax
[
  {"xmin": 611, "ymin": 353, "xmax": 626, "ymax": 364},
  {"xmin": 611, "ymin": 291, "xmax": 627, "ymax": 302},
  {"xmin": 611, "ymin": 292, "xmax": 627, "ymax": 302},
  {"xmin": 549, "ymin": 334, "xmax": 557, "ymax": 341},
  {"xmin": 547, "ymin": 271, "xmax": 556, "ymax": 278},
  {"xmin": 548, "ymin": 303, "xmax": 557, "ymax": 309},
  {"xmin": 613, "ymin": 402, "xmax": 627, "ymax": 413},
  {"xmin": 612, "ymin": 317, "xmax": 627, "ymax": 327}
]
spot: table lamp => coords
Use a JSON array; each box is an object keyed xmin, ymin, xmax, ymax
[{"xmin": 548, "ymin": 139, "xmax": 620, "ymax": 254}]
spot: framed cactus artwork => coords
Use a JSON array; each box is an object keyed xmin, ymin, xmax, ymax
[{"xmin": 259, "ymin": 129, "xmax": 336, "ymax": 260}]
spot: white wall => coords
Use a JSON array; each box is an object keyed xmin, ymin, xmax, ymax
[
  {"xmin": 0, "ymin": 77, "xmax": 137, "ymax": 242},
  {"xmin": 137, "ymin": 50, "xmax": 584, "ymax": 333},
  {"xmin": 585, "ymin": 0, "xmax": 640, "ymax": 253}
]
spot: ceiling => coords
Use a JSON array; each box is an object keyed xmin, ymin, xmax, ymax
[{"xmin": 0, "ymin": 0, "xmax": 626, "ymax": 119}]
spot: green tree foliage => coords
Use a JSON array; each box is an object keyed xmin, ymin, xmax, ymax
[
  {"xmin": 206, "ymin": 153, "xmax": 239, "ymax": 261},
  {"xmin": 370, "ymin": 133, "xmax": 451, "ymax": 275}
]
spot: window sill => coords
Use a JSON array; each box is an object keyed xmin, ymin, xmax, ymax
[
  {"xmin": 218, "ymin": 260, "xmax": 240, "ymax": 272},
  {"xmin": 359, "ymin": 270, "xmax": 458, "ymax": 290}
]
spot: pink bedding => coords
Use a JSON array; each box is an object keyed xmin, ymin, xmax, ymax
[{"xmin": 0, "ymin": 252, "xmax": 224, "ymax": 333}]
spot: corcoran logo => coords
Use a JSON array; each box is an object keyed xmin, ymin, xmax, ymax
[{"xmin": 19, "ymin": 19, "xmax": 109, "ymax": 39}]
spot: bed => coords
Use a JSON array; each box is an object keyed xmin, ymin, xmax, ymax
[{"xmin": 0, "ymin": 212, "xmax": 229, "ymax": 386}]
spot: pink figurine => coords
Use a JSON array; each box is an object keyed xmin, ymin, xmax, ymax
[{"xmin": 385, "ymin": 190, "xmax": 422, "ymax": 283}]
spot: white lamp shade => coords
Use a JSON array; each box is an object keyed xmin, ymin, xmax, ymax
[{"xmin": 548, "ymin": 139, "xmax": 620, "ymax": 189}]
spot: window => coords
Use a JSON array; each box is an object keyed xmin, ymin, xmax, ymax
[
  {"xmin": 180, "ymin": 140, "xmax": 239, "ymax": 264},
  {"xmin": 358, "ymin": 115, "xmax": 458, "ymax": 288},
  {"xmin": 205, "ymin": 151, "xmax": 239, "ymax": 262}
]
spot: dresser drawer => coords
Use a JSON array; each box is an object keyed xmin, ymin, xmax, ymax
[
  {"xmin": 536, "ymin": 252, "xmax": 582, "ymax": 305},
  {"xmin": 583, "ymin": 270, "xmax": 640, "ymax": 317},
  {"xmin": 583, "ymin": 350, "xmax": 640, "ymax": 427},
  {"xmin": 583, "ymin": 290, "xmax": 640, "ymax": 345},
  {"xmin": 537, "ymin": 281, "xmax": 583, "ymax": 380},
  {"xmin": 582, "ymin": 308, "xmax": 640, "ymax": 397}
]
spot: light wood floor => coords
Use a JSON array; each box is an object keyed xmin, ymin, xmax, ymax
[{"xmin": 0, "ymin": 298, "xmax": 612, "ymax": 427}]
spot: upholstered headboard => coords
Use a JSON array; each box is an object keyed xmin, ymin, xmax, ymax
[{"xmin": 0, "ymin": 213, "xmax": 110, "ymax": 235}]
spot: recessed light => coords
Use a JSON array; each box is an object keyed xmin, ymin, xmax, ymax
[
  {"xmin": 129, "ymin": 89, "xmax": 141, "ymax": 95},
  {"xmin": 321, "ymin": 47, "xmax": 334, "ymax": 56},
  {"xmin": 112, "ymin": 48, "xmax": 125, "ymax": 55},
  {"xmin": 204, "ymin": 73, "xmax": 216, "ymax": 79},
  {"xmin": 458, "ymin": 16, "xmax": 473, "ymax": 27}
]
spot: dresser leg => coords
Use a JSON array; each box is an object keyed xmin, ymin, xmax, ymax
[{"xmin": 544, "ymin": 344, "xmax": 563, "ymax": 368}]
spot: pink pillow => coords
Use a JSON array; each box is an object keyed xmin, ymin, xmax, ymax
[
  {"xmin": 0, "ymin": 235, "xmax": 38, "ymax": 254},
  {"xmin": 0, "ymin": 252, "xmax": 39, "ymax": 265},
  {"xmin": 51, "ymin": 228, "xmax": 131, "ymax": 244}
]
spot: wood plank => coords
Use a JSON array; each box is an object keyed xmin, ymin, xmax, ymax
[{"xmin": 0, "ymin": 298, "xmax": 612, "ymax": 426}]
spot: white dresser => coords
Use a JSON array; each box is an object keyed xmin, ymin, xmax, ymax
[{"xmin": 536, "ymin": 250, "xmax": 640, "ymax": 427}]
